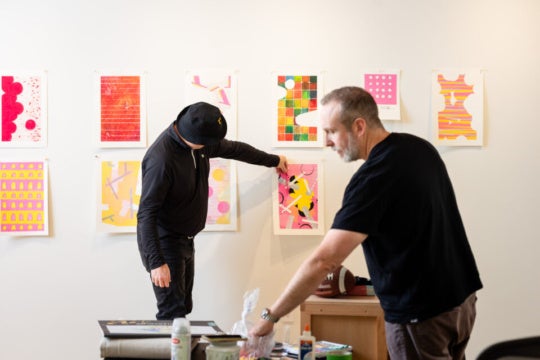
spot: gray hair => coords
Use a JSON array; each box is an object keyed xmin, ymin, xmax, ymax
[{"xmin": 321, "ymin": 86, "xmax": 382, "ymax": 130}]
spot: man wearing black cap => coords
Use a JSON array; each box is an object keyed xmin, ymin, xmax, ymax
[{"xmin": 137, "ymin": 101, "xmax": 288, "ymax": 320}]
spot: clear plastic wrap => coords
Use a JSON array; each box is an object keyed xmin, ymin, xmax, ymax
[
  {"xmin": 231, "ymin": 288, "xmax": 275, "ymax": 359},
  {"xmin": 231, "ymin": 288, "xmax": 259, "ymax": 337},
  {"xmin": 241, "ymin": 332, "xmax": 275, "ymax": 359}
]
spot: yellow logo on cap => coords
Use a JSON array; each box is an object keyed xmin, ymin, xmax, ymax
[{"xmin": 217, "ymin": 117, "xmax": 223, "ymax": 126}]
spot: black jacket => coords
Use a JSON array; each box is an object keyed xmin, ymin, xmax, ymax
[{"xmin": 137, "ymin": 121, "xmax": 280, "ymax": 271}]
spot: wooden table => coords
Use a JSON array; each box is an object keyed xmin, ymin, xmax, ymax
[{"xmin": 300, "ymin": 295, "xmax": 388, "ymax": 360}]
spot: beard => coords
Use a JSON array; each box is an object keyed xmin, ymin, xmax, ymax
[{"xmin": 342, "ymin": 132, "xmax": 360, "ymax": 162}]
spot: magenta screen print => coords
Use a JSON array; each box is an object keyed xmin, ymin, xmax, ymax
[
  {"xmin": 364, "ymin": 73, "xmax": 397, "ymax": 105},
  {"xmin": 0, "ymin": 160, "xmax": 48, "ymax": 236},
  {"xmin": 273, "ymin": 161, "xmax": 324, "ymax": 235},
  {"xmin": 363, "ymin": 70, "xmax": 401, "ymax": 120},
  {"xmin": 1, "ymin": 73, "xmax": 47, "ymax": 147}
]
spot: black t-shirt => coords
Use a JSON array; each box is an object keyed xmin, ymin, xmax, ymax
[{"xmin": 332, "ymin": 133, "xmax": 482, "ymax": 323}]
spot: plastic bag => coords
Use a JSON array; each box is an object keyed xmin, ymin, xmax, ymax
[
  {"xmin": 241, "ymin": 331, "xmax": 275, "ymax": 359},
  {"xmin": 231, "ymin": 288, "xmax": 259, "ymax": 338},
  {"xmin": 232, "ymin": 289, "xmax": 275, "ymax": 359}
]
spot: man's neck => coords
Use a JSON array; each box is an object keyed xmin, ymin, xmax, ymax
[{"xmin": 364, "ymin": 128, "xmax": 391, "ymax": 159}]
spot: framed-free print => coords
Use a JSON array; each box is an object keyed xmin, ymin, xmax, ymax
[
  {"xmin": 0, "ymin": 159, "xmax": 49, "ymax": 236},
  {"xmin": 272, "ymin": 72, "xmax": 325, "ymax": 148},
  {"xmin": 431, "ymin": 69, "xmax": 484, "ymax": 146},
  {"xmin": 361, "ymin": 69, "xmax": 401, "ymax": 121},
  {"xmin": 272, "ymin": 159, "xmax": 324, "ymax": 235},
  {"xmin": 95, "ymin": 71, "xmax": 147, "ymax": 148},
  {"xmin": 95, "ymin": 153, "xmax": 143, "ymax": 233},
  {"xmin": 203, "ymin": 158, "xmax": 237, "ymax": 232},
  {"xmin": 0, "ymin": 71, "xmax": 47, "ymax": 148}
]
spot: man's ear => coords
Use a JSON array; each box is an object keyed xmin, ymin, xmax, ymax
[{"xmin": 353, "ymin": 117, "xmax": 367, "ymax": 135}]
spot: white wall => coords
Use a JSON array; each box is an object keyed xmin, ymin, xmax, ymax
[{"xmin": 1, "ymin": 0, "xmax": 539, "ymax": 358}]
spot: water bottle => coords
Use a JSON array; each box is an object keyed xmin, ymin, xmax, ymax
[{"xmin": 171, "ymin": 317, "xmax": 191, "ymax": 360}]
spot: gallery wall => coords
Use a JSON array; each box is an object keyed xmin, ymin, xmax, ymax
[{"xmin": 1, "ymin": 0, "xmax": 539, "ymax": 359}]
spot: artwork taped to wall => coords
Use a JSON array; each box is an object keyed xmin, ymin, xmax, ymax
[
  {"xmin": 96, "ymin": 153, "xmax": 143, "ymax": 233},
  {"xmin": 203, "ymin": 158, "xmax": 237, "ymax": 232},
  {"xmin": 185, "ymin": 69, "xmax": 238, "ymax": 140},
  {"xmin": 273, "ymin": 159, "xmax": 324, "ymax": 235},
  {"xmin": 431, "ymin": 69, "xmax": 484, "ymax": 146},
  {"xmin": 0, "ymin": 71, "xmax": 47, "ymax": 147},
  {"xmin": 361, "ymin": 69, "xmax": 401, "ymax": 121},
  {"xmin": 272, "ymin": 72, "xmax": 325, "ymax": 148},
  {"xmin": 0, "ymin": 159, "xmax": 49, "ymax": 236},
  {"xmin": 95, "ymin": 71, "xmax": 147, "ymax": 148},
  {"xmin": 185, "ymin": 70, "xmax": 239, "ymax": 231}
]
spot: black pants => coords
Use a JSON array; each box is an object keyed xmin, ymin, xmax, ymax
[{"xmin": 152, "ymin": 236, "xmax": 195, "ymax": 320}]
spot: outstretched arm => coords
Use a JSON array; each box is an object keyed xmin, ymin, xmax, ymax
[
  {"xmin": 249, "ymin": 229, "xmax": 367, "ymax": 337},
  {"xmin": 207, "ymin": 139, "xmax": 284, "ymax": 169}
]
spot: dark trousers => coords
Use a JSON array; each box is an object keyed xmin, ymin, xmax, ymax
[
  {"xmin": 385, "ymin": 292, "xmax": 478, "ymax": 360},
  {"xmin": 152, "ymin": 236, "xmax": 195, "ymax": 320}
]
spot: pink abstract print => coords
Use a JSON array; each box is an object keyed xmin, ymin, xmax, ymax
[
  {"xmin": 1, "ymin": 75, "xmax": 43, "ymax": 144},
  {"xmin": 364, "ymin": 73, "xmax": 397, "ymax": 105},
  {"xmin": 0, "ymin": 161, "xmax": 46, "ymax": 234},
  {"xmin": 436, "ymin": 74, "xmax": 477, "ymax": 141},
  {"xmin": 277, "ymin": 163, "xmax": 319, "ymax": 231}
]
